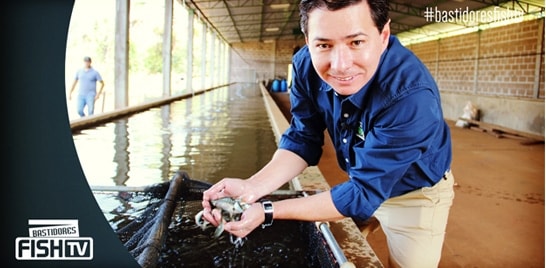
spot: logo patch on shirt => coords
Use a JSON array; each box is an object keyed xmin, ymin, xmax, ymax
[{"xmin": 356, "ymin": 122, "xmax": 365, "ymax": 141}]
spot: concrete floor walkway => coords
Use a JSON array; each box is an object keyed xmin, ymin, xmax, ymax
[{"xmin": 270, "ymin": 91, "xmax": 545, "ymax": 267}]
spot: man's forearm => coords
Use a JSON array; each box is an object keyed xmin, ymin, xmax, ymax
[
  {"xmin": 247, "ymin": 148, "xmax": 308, "ymax": 198},
  {"xmin": 97, "ymin": 81, "xmax": 104, "ymax": 94},
  {"xmin": 69, "ymin": 81, "xmax": 77, "ymax": 95},
  {"xmin": 274, "ymin": 190, "xmax": 344, "ymax": 222}
]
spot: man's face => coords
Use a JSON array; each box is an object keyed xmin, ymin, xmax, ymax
[
  {"xmin": 84, "ymin": 60, "xmax": 91, "ymax": 68},
  {"xmin": 305, "ymin": 1, "xmax": 390, "ymax": 95}
]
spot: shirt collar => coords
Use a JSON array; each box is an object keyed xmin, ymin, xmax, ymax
[{"xmin": 318, "ymin": 80, "xmax": 333, "ymax": 92}]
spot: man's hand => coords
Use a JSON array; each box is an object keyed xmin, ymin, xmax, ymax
[
  {"xmin": 223, "ymin": 202, "xmax": 265, "ymax": 238},
  {"xmin": 201, "ymin": 178, "xmax": 259, "ymax": 226}
]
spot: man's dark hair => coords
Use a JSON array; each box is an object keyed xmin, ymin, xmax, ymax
[{"xmin": 299, "ymin": 0, "xmax": 390, "ymax": 35}]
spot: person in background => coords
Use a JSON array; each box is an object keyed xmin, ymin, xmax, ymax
[
  {"xmin": 201, "ymin": 0, "xmax": 455, "ymax": 267},
  {"xmin": 68, "ymin": 56, "xmax": 104, "ymax": 117}
]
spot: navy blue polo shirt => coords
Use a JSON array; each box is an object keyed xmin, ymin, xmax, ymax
[{"xmin": 279, "ymin": 35, "xmax": 452, "ymax": 221}]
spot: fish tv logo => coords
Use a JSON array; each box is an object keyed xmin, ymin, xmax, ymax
[{"xmin": 15, "ymin": 219, "xmax": 93, "ymax": 260}]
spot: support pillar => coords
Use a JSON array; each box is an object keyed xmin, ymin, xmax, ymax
[
  {"xmin": 200, "ymin": 22, "xmax": 207, "ymax": 89},
  {"xmin": 162, "ymin": 0, "xmax": 173, "ymax": 97},
  {"xmin": 115, "ymin": 0, "xmax": 129, "ymax": 108},
  {"xmin": 533, "ymin": 18, "xmax": 544, "ymax": 98},
  {"xmin": 209, "ymin": 33, "xmax": 216, "ymax": 87},
  {"xmin": 186, "ymin": 9, "xmax": 194, "ymax": 94}
]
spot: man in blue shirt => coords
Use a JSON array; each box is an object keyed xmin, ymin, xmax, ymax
[
  {"xmin": 68, "ymin": 56, "xmax": 104, "ymax": 117},
  {"xmin": 202, "ymin": 1, "xmax": 454, "ymax": 267}
]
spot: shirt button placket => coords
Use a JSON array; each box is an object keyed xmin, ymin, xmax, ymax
[
  {"xmin": 341, "ymin": 107, "xmax": 351, "ymax": 166},
  {"xmin": 342, "ymin": 115, "xmax": 349, "ymax": 160}
]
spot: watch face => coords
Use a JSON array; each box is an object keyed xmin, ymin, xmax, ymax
[{"xmin": 263, "ymin": 201, "xmax": 273, "ymax": 211}]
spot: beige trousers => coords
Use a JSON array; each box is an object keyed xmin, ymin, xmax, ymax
[{"xmin": 373, "ymin": 170, "xmax": 455, "ymax": 268}]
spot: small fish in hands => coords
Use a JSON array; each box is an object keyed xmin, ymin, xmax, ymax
[{"xmin": 195, "ymin": 197, "xmax": 251, "ymax": 247}]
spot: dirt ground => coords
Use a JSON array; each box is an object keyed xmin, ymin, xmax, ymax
[{"xmin": 270, "ymin": 92, "xmax": 545, "ymax": 267}]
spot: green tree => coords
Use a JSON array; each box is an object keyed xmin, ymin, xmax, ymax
[
  {"xmin": 143, "ymin": 28, "xmax": 164, "ymax": 74},
  {"xmin": 128, "ymin": 42, "xmax": 140, "ymax": 72}
]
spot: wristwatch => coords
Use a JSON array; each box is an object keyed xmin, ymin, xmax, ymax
[{"xmin": 261, "ymin": 200, "xmax": 274, "ymax": 228}]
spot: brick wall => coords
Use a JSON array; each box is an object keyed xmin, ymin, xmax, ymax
[
  {"xmin": 408, "ymin": 18, "xmax": 544, "ymax": 135},
  {"xmin": 408, "ymin": 18, "xmax": 545, "ymax": 99},
  {"xmin": 274, "ymin": 40, "xmax": 301, "ymax": 79},
  {"xmin": 409, "ymin": 38, "xmax": 438, "ymax": 76},
  {"xmin": 438, "ymin": 33, "xmax": 479, "ymax": 95},
  {"xmin": 229, "ymin": 39, "xmax": 305, "ymax": 83},
  {"xmin": 229, "ymin": 42, "xmax": 273, "ymax": 83}
]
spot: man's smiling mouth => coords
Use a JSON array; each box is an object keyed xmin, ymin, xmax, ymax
[{"xmin": 332, "ymin": 75, "xmax": 355, "ymax": 82}]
